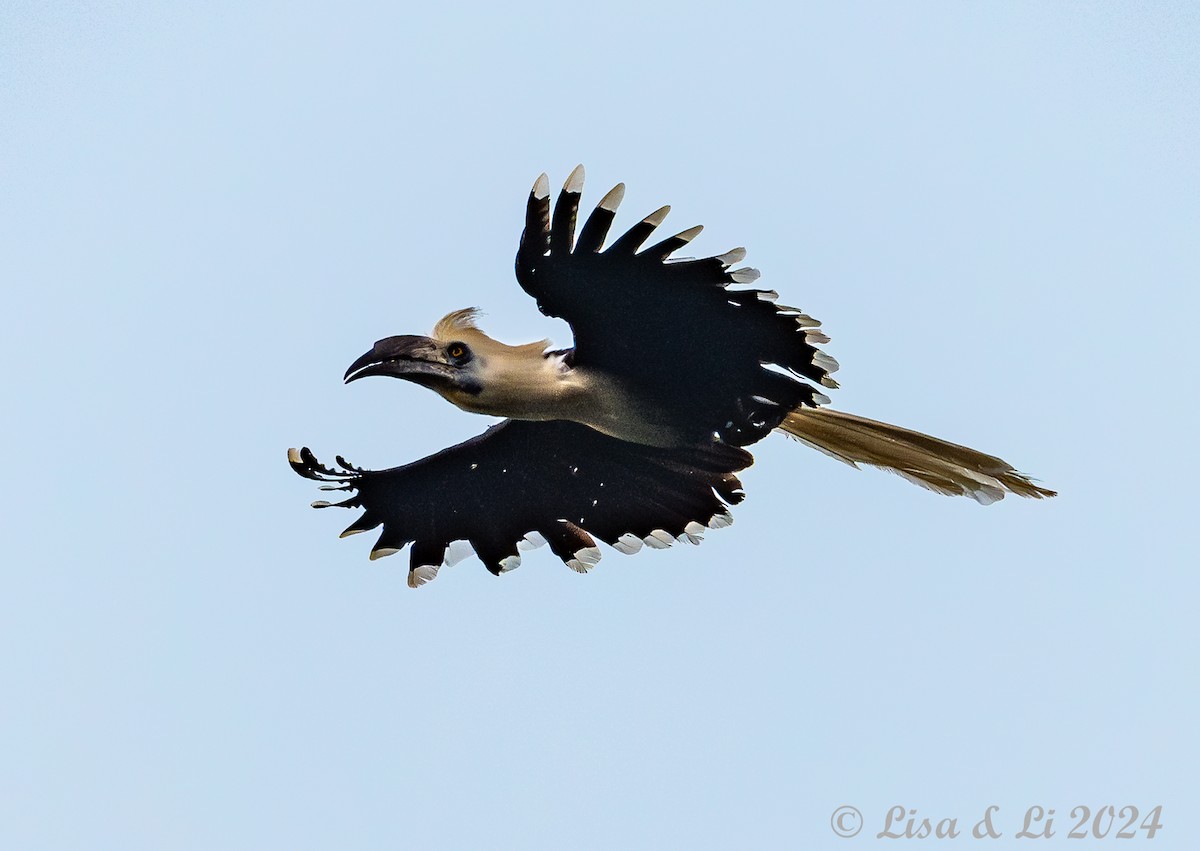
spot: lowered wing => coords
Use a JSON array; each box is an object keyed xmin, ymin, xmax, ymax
[{"xmin": 289, "ymin": 419, "xmax": 751, "ymax": 587}]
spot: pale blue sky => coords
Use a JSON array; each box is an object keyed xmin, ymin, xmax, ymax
[{"xmin": 2, "ymin": 2, "xmax": 1197, "ymax": 848}]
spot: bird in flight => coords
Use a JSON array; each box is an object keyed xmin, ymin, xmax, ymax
[{"xmin": 290, "ymin": 166, "xmax": 1054, "ymax": 587}]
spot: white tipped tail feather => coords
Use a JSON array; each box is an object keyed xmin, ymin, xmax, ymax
[{"xmin": 780, "ymin": 408, "xmax": 1055, "ymax": 504}]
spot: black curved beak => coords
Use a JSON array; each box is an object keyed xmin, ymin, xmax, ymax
[{"xmin": 344, "ymin": 335, "xmax": 449, "ymax": 384}]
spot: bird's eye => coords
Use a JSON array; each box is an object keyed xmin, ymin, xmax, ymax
[{"xmin": 446, "ymin": 342, "xmax": 471, "ymax": 363}]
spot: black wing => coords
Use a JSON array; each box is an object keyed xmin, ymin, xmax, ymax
[
  {"xmin": 515, "ymin": 166, "xmax": 839, "ymax": 446},
  {"xmin": 289, "ymin": 420, "xmax": 751, "ymax": 587}
]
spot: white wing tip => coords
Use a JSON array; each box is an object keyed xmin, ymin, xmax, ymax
[
  {"xmin": 614, "ymin": 532, "xmax": 644, "ymax": 555},
  {"xmin": 564, "ymin": 164, "xmax": 585, "ymax": 194},
  {"xmin": 532, "ymin": 173, "xmax": 550, "ymax": 199},
  {"xmin": 643, "ymin": 205, "xmax": 671, "ymax": 227},
  {"xmin": 716, "ymin": 247, "xmax": 746, "ymax": 266},
  {"xmin": 575, "ymin": 546, "xmax": 602, "ymax": 565},
  {"xmin": 708, "ymin": 511, "xmax": 734, "ymax": 529},
  {"xmin": 517, "ymin": 531, "xmax": 547, "ymax": 551},
  {"xmin": 678, "ymin": 520, "xmax": 706, "ymax": 545},
  {"xmin": 813, "ymin": 351, "xmax": 840, "ymax": 374},
  {"xmin": 567, "ymin": 545, "xmax": 602, "ymax": 574},
  {"xmin": 444, "ymin": 540, "xmax": 475, "ymax": 567},
  {"xmin": 643, "ymin": 529, "xmax": 674, "ymax": 549},
  {"xmin": 598, "ymin": 183, "xmax": 625, "ymax": 211},
  {"xmin": 408, "ymin": 564, "xmax": 440, "ymax": 588}
]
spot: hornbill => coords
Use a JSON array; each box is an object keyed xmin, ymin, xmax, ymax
[{"xmin": 290, "ymin": 166, "xmax": 1055, "ymax": 587}]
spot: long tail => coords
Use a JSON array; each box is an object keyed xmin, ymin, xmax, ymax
[{"xmin": 780, "ymin": 408, "xmax": 1056, "ymax": 504}]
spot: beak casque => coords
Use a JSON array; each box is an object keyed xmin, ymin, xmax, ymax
[{"xmin": 343, "ymin": 335, "xmax": 454, "ymax": 385}]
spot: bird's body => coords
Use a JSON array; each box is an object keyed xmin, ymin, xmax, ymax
[{"xmin": 290, "ymin": 166, "xmax": 1054, "ymax": 587}]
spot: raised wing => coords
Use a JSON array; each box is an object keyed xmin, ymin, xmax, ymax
[
  {"xmin": 515, "ymin": 166, "xmax": 840, "ymax": 446},
  {"xmin": 289, "ymin": 420, "xmax": 751, "ymax": 587}
]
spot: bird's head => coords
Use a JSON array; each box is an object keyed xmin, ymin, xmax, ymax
[{"xmin": 343, "ymin": 308, "xmax": 553, "ymax": 414}]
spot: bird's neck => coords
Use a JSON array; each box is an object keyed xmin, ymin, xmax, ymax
[
  {"xmin": 444, "ymin": 349, "xmax": 585, "ymax": 420},
  {"xmin": 444, "ymin": 350, "xmax": 686, "ymax": 447}
]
